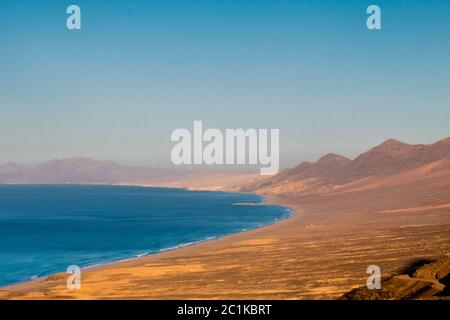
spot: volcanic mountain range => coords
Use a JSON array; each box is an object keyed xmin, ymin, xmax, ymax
[
  {"xmin": 1, "ymin": 137, "xmax": 450, "ymax": 209},
  {"xmin": 243, "ymin": 137, "xmax": 450, "ymax": 202}
]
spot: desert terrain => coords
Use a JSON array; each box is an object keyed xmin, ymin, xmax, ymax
[{"xmin": 1, "ymin": 137, "xmax": 450, "ymax": 299}]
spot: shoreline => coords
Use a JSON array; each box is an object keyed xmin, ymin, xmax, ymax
[
  {"xmin": 2, "ymin": 185, "xmax": 450, "ymax": 299},
  {"xmin": 0, "ymin": 187, "xmax": 295, "ymax": 293}
]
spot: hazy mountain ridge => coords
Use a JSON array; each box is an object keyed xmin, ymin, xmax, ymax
[
  {"xmin": 0, "ymin": 157, "xmax": 177, "ymax": 184},
  {"xmin": 2, "ymin": 137, "xmax": 450, "ymax": 196}
]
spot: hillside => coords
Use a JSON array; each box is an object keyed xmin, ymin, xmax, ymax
[
  {"xmin": 341, "ymin": 254, "xmax": 450, "ymax": 300},
  {"xmin": 243, "ymin": 137, "xmax": 450, "ymax": 208}
]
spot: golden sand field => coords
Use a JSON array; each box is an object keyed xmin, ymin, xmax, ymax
[{"xmin": 2, "ymin": 193, "xmax": 449, "ymax": 300}]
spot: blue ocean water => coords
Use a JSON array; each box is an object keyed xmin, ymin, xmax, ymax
[{"xmin": 0, "ymin": 185, "xmax": 290, "ymax": 287}]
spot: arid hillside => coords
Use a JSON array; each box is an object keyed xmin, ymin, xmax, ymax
[
  {"xmin": 341, "ymin": 254, "xmax": 450, "ymax": 300},
  {"xmin": 243, "ymin": 137, "xmax": 450, "ymax": 212}
]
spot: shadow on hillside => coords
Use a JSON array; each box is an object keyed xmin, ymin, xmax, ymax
[
  {"xmin": 397, "ymin": 259, "xmax": 434, "ymax": 277},
  {"xmin": 438, "ymin": 274, "xmax": 450, "ymax": 297}
]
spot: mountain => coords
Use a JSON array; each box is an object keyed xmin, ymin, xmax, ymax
[
  {"xmin": 247, "ymin": 153, "xmax": 351, "ymax": 192},
  {"xmin": 285, "ymin": 153, "xmax": 351, "ymax": 179},
  {"xmin": 0, "ymin": 158, "xmax": 178, "ymax": 184},
  {"xmin": 342, "ymin": 137, "xmax": 450, "ymax": 177},
  {"xmin": 2, "ymin": 137, "xmax": 450, "ymax": 196},
  {"xmin": 0, "ymin": 162, "xmax": 30, "ymax": 183},
  {"xmin": 0, "ymin": 162, "xmax": 29, "ymax": 175},
  {"xmin": 243, "ymin": 137, "xmax": 450, "ymax": 200}
]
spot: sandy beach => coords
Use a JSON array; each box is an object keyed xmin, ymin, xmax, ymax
[{"xmin": 2, "ymin": 189, "xmax": 450, "ymax": 300}]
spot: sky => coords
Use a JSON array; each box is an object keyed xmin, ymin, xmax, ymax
[{"xmin": 0, "ymin": 0, "xmax": 449, "ymax": 168}]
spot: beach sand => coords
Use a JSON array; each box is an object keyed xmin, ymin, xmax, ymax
[{"xmin": 1, "ymin": 192, "xmax": 450, "ymax": 300}]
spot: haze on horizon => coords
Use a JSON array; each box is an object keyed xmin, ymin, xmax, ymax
[{"xmin": 1, "ymin": 0, "xmax": 449, "ymax": 168}]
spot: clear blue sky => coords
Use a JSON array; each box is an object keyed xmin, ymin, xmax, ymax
[{"xmin": 0, "ymin": 0, "xmax": 449, "ymax": 167}]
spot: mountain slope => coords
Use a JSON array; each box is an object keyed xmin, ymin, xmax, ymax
[
  {"xmin": 342, "ymin": 137, "xmax": 450, "ymax": 177},
  {"xmin": 243, "ymin": 137, "xmax": 450, "ymax": 200},
  {"xmin": 341, "ymin": 254, "xmax": 450, "ymax": 300},
  {"xmin": 245, "ymin": 153, "xmax": 351, "ymax": 192}
]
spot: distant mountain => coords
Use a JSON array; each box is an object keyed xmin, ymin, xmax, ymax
[
  {"xmin": 243, "ymin": 137, "xmax": 450, "ymax": 197},
  {"xmin": 0, "ymin": 158, "xmax": 178, "ymax": 184},
  {"xmin": 0, "ymin": 162, "xmax": 30, "ymax": 183},
  {"xmin": 0, "ymin": 162, "xmax": 29, "ymax": 174}
]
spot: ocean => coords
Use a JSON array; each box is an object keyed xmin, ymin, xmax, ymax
[{"xmin": 0, "ymin": 185, "xmax": 291, "ymax": 287}]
